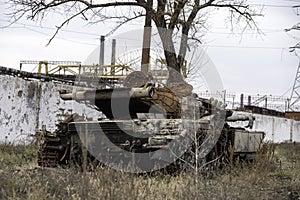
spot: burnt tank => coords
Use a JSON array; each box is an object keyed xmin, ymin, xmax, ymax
[{"xmin": 37, "ymin": 80, "xmax": 265, "ymax": 171}]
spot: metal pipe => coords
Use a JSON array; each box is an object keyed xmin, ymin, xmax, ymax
[
  {"xmin": 248, "ymin": 95, "xmax": 251, "ymax": 106},
  {"xmin": 240, "ymin": 93, "xmax": 244, "ymax": 110},
  {"xmin": 111, "ymin": 39, "xmax": 116, "ymax": 65},
  {"xmin": 111, "ymin": 39, "xmax": 116, "ymax": 76},
  {"xmin": 99, "ymin": 35, "xmax": 105, "ymax": 66}
]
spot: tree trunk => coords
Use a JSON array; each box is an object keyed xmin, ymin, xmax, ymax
[
  {"xmin": 178, "ymin": 25, "xmax": 189, "ymax": 70},
  {"xmin": 156, "ymin": 27, "xmax": 184, "ymax": 83}
]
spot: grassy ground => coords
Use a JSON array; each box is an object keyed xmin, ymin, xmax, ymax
[{"xmin": 0, "ymin": 143, "xmax": 299, "ymax": 200}]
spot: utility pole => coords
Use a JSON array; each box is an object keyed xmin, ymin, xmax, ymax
[
  {"xmin": 285, "ymin": 6, "xmax": 300, "ymax": 110},
  {"xmin": 289, "ymin": 62, "xmax": 300, "ymax": 111},
  {"xmin": 141, "ymin": 0, "xmax": 153, "ymax": 74}
]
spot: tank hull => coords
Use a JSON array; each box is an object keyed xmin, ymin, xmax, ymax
[{"xmin": 38, "ymin": 118, "xmax": 264, "ymax": 170}]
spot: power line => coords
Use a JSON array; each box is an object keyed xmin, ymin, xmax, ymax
[
  {"xmin": 0, "ymin": 19, "xmax": 294, "ymax": 50},
  {"xmin": 1, "ymin": 25, "xmax": 291, "ymax": 50},
  {"xmin": 206, "ymin": 44, "xmax": 287, "ymax": 50},
  {"xmin": 0, "ymin": 19, "xmax": 289, "ymax": 38},
  {"xmin": 281, "ymin": 86, "xmax": 293, "ymax": 97},
  {"xmin": 3, "ymin": 25, "xmax": 98, "ymax": 46},
  {"xmin": 208, "ymin": 30, "xmax": 284, "ymax": 35},
  {"xmin": 0, "ymin": 19, "xmax": 101, "ymax": 36},
  {"xmin": 281, "ymin": 0, "xmax": 300, "ymax": 2},
  {"xmin": 248, "ymin": 3, "xmax": 299, "ymax": 8}
]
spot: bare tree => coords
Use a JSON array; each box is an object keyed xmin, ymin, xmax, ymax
[{"xmin": 7, "ymin": 0, "xmax": 260, "ymax": 82}]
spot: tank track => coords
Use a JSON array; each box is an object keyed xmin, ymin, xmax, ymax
[
  {"xmin": 37, "ymin": 114, "xmax": 78, "ymax": 167},
  {"xmin": 38, "ymin": 135, "xmax": 63, "ymax": 167}
]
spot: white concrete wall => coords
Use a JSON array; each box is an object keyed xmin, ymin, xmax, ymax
[
  {"xmin": 0, "ymin": 75, "xmax": 101, "ymax": 144},
  {"xmin": 1, "ymin": 75, "xmax": 299, "ymax": 144},
  {"xmin": 229, "ymin": 111, "xmax": 300, "ymax": 143}
]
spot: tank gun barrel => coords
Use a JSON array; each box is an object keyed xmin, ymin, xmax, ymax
[{"xmin": 60, "ymin": 86, "xmax": 154, "ymax": 101}]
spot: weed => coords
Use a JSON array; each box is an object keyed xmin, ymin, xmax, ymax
[{"xmin": 0, "ymin": 143, "xmax": 299, "ymax": 199}]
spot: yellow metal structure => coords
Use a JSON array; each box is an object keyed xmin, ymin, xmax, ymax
[
  {"xmin": 20, "ymin": 60, "xmax": 81, "ymax": 74},
  {"xmin": 38, "ymin": 61, "xmax": 49, "ymax": 74},
  {"xmin": 79, "ymin": 65, "xmax": 136, "ymax": 79},
  {"xmin": 20, "ymin": 60, "xmax": 137, "ymax": 80},
  {"xmin": 20, "ymin": 59, "xmax": 188, "ymax": 81}
]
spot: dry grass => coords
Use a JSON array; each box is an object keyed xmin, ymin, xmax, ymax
[{"xmin": 0, "ymin": 143, "xmax": 300, "ymax": 200}]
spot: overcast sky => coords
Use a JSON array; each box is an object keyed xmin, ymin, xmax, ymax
[{"xmin": 0, "ymin": 0, "xmax": 299, "ymax": 97}]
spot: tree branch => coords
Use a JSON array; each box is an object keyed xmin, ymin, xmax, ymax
[
  {"xmin": 46, "ymin": 7, "xmax": 88, "ymax": 46},
  {"xmin": 168, "ymin": 0, "xmax": 187, "ymax": 30},
  {"xmin": 7, "ymin": 0, "xmax": 261, "ymax": 76},
  {"xmin": 103, "ymin": 14, "xmax": 146, "ymax": 37}
]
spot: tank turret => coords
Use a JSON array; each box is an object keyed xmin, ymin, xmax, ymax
[{"xmin": 60, "ymin": 85, "xmax": 182, "ymax": 119}]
